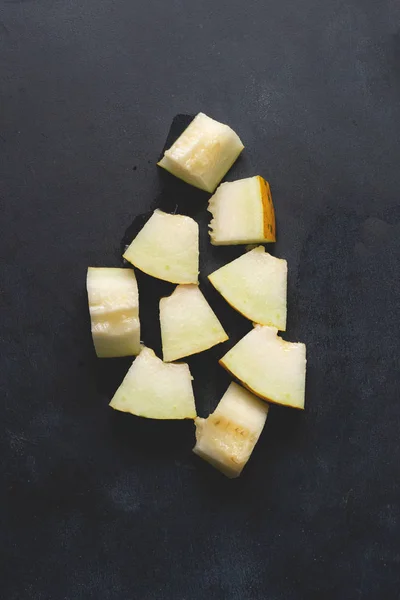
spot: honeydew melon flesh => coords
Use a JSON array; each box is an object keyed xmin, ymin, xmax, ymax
[
  {"xmin": 157, "ymin": 112, "xmax": 244, "ymax": 193},
  {"xmin": 193, "ymin": 382, "xmax": 269, "ymax": 478},
  {"xmin": 109, "ymin": 347, "xmax": 196, "ymax": 419},
  {"xmin": 208, "ymin": 176, "xmax": 276, "ymax": 245},
  {"xmin": 87, "ymin": 267, "xmax": 140, "ymax": 358},
  {"xmin": 208, "ymin": 246, "xmax": 287, "ymax": 330},
  {"xmin": 123, "ymin": 209, "xmax": 199, "ymax": 284},
  {"xmin": 160, "ymin": 284, "xmax": 228, "ymax": 362},
  {"xmin": 219, "ymin": 325, "xmax": 306, "ymax": 410}
]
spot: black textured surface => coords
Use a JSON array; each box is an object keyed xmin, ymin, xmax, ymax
[{"xmin": 2, "ymin": 1, "xmax": 400, "ymax": 598}]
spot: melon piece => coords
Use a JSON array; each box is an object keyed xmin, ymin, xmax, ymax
[
  {"xmin": 208, "ymin": 176, "xmax": 276, "ymax": 245},
  {"xmin": 160, "ymin": 284, "xmax": 228, "ymax": 362},
  {"xmin": 219, "ymin": 325, "xmax": 306, "ymax": 409},
  {"xmin": 123, "ymin": 209, "xmax": 199, "ymax": 284},
  {"xmin": 109, "ymin": 347, "xmax": 196, "ymax": 419},
  {"xmin": 193, "ymin": 382, "xmax": 269, "ymax": 478},
  {"xmin": 87, "ymin": 267, "xmax": 140, "ymax": 358},
  {"xmin": 208, "ymin": 246, "xmax": 287, "ymax": 330},
  {"xmin": 157, "ymin": 112, "xmax": 244, "ymax": 193}
]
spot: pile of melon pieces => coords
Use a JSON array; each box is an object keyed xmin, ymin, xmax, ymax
[{"xmin": 87, "ymin": 113, "xmax": 306, "ymax": 479}]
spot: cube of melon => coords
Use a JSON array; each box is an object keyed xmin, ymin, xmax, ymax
[
  {"xmin": 109, "ymin": 347, "xmax": 196, "ymax": 419},
  {"xmin": 157, "ymin": 113, "xmax": 244, "ymax": 193},
  {"xmin": 219, "ymin": 325, "xmax": 306, "ymax": 409},
  {"xmin": 160, "ymin": 284, "xmax": 228, "ymax": 362},
  {"xmin": 208, "ymin": 246, "xmax": 287, "ymax": 330},
  {"xmin": 87, "ymin": 267, "xmax": 140, "ymax": 358},
  {"xmin": 123, "ymin": 209, "xmax": 199, "ymax": 284},
  {"xmin": 193, "ymin": 382, "xmax": 269, "ymax": 478},
  {"xmin": 208, "ymin": 176, "xmax": 276, "ymax": 245}
]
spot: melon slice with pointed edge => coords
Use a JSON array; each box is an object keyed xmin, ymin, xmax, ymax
[
  {"xmin": 219, "ymin": 325, "xmax": 306, "ymax": 409},
  {"xmin": 123, "ymin": 209, "xmax": 199, "ymax": 284},
  {"xmin": 160, "ymin": 284, "xmax": 228, "ymax": 362},
  {"xmin": 208, "ymin": 246, "xmax": 287, "ymax": 330},
  {"xmin": 109, "ymin": 347, "xmax": 196, "ymax": 419}
]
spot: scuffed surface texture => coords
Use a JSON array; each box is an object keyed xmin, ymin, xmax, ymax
[{"xmin": 1, "ymin": 0, "xmax": 400, "ymax": 599}]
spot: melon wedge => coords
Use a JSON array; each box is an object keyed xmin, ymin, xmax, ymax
[
  {"xmin": 193, "ymin": 382, "xmax": 269, "ymax": 478},
  {"xmin": 208, "ymin": 176, "xmax": 276, "ymax": 245},
  {"xmin": 208, "ymin": 246, "xmax": 287, "ymax": 330},
  {"xmin": 109, "ymin": 347, "xmax": 196, "ymax": 419},
  {"xmin": 219, "ymin": 325, "xmax": 306, "ymax": 409},
  {"xmin": 160, "ymin": 284, "xmax": 228, "ymax": 362},
  {"xmin": 157, "ymin": 113, "xmax": 244, "ymax": 193},
  {"xmin": 123, "ymin": 209, "xmax": 199, "ymax": 284},
  {"xmin": 87, "ymin": 267, "xmax": 140, "ymax": 358}
]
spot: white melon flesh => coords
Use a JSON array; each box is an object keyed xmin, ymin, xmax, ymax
[
  {"xmin": 208, "ymin": 246, "xmax": 287, "ymax": 330},
  {"xmin": 123, "ymin": 209, "xmax": 199, "ymax": 284},
  {"xmin": 157, "ymin": 113, "xmax": 244, "ymax": 193},
  {"xmin": 193, "ymin": 382, "xmax": 269, "ymax": 478},
  {"xmin": 87, "ymin": 267, "xmax": 140, "ymax": 358},
  {"xmin": 208, "ymin": 176, "xmax": 276, "ymax": 245},
  {"xmin": 160, "ymin": 284, "xmax": 228, "ymax": 362},
  {"xmin": 109, "ymin": 347, "xmax": 196, "ymax": 419},
  {"xmin": 219, "ymin": 325, "xmax": 306, "ymax": 409}
]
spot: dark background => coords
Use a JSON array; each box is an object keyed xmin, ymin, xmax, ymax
[{"xmin": 1, "ymin": 1, "xmax": 400, "ymax": 598}]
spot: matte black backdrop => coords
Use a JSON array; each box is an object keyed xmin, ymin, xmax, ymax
[{"xmin": 1, "ymin": 1, "xmax": 400, "ymax": 599}]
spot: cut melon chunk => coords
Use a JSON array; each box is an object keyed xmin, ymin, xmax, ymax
[
  {"xmin": 208, "ymin": 246, "xmax": 287, "ymax": 330},
  {"xmin": 160, "ymin": 284, "xmax": 228, "ymax": 362},
  {"xmin": 193, "ymin": 382, "xmax": 269, "ymax": 478},
  {"xmin": 87, "ymin": 267, "xmax": 140, "ymax": 358},
  {"xmin": 109, "ymin": 347, "xmax": 196, "ymax": 419},
  {"xmin": 219, "ymin": 325, "xmax": 306, "ymax": 409},
  {"xmin": 157, "ymin": 112, "xmax": 244, "ymax": 193},
  {"xmin": 208, "ymin": 176, "xmax": 276, "ymax": 245},
  {"xmin": 123, "ymin": 209, "xmax": 199, "ymax": 284}
]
